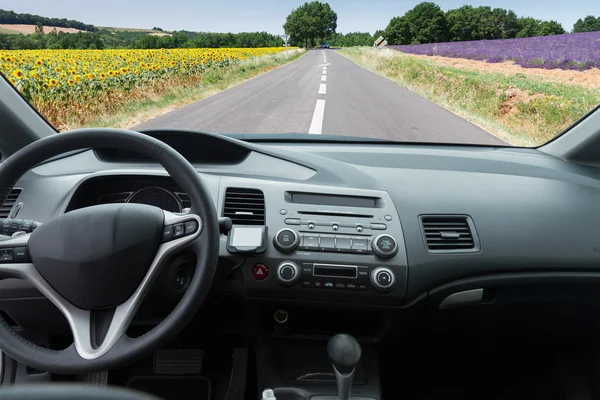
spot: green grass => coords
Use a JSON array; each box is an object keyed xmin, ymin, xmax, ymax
[
  {"xmin": 83, "ymin": 49, "xmax": 306, "ymax": 129},
  {"xmin": 338, "ymin": 47, "xmax": 600, "ymax": 146},
  {"xmin": 0, "ymin": 26, "xmax": 20, "ymax": 34}
]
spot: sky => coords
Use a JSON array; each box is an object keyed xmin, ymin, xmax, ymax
[{"xmin": 4, "ymin": 0, "xmax": 598, "ymax": 34}]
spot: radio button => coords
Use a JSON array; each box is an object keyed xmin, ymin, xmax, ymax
[
  {"xmin": 346, "ymin": 282, "xmax": 358, "ymax": 290},
  {"xmin": 335, "ymin": 236, "xmax": 352, "ymax": 251},
  {"xmin": 319, "ymin": 234, "xmax": 336, "ymax": 251},
  {"xmin": 358, "ymin": 284, "xmax": 368, "ymax": 291},
  {"xmin": 372, "ymin": 234, "xmax": 398, "ymax": 259},
  {"xmin": 285, "ymin": 218, "xmax": 301, "ymax": 226},
  {"xmin": 274, "ymin": 229, "xmax": 300, "ymax": 253},
  {"xmin": 370, "ymin": 223, "xmax": 387, "ymax": 230},
  {"xmin": 301, "ymin": 234, "xmax": 320, "ymax": 250},
  {"xmin": 351, "ymin": 237, "xmax": 369, "ymax": 253}
]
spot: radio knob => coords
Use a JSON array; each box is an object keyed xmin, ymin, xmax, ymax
[
  {"xmin": 277, "ymin": 261, "xmax": 300, "ymax": 286},
  {"xmin": 371, "ymin": 267, "xmax": 395, "ymax": 292},
  {"xmin": 273, "ymin": 229, "xmax": 300, "ymax": 253},
  {"xmin": 372, "ymin": 234, "xmax": 398, "ymax": 259}
]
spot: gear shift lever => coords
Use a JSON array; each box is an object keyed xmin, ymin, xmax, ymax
[{"xmin": 327, "ymin": 334, "xmax": 361, "ymax": 400}]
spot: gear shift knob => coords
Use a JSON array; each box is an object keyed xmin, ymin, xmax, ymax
[{"xmin": 327, "ymin": 334, "xmax": 361, "ymax": 400}]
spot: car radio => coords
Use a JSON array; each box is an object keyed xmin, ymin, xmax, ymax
[{"xmin": 273, "ymin": 228, "xmax": 398, "ymax": 260}]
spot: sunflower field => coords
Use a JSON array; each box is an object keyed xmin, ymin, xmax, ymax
[{"xmin": 0, "ymin": 47, "xmax": 294, "ymax": 129}]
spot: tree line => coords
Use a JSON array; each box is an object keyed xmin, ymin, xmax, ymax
[
  {"xmin": 380, "ymin": 2, "xmax": 569, "ymax": 45},
  {"xmin": 0, "ymin": 30, "xmax": 285, "ymax": 50},
  {"xmin": 573, "ymin": 16, "xmax": 600, "ymax": 33},
  {"xmin": 0, "ymin": 9, "xmax": 97, "ymax": 32}
]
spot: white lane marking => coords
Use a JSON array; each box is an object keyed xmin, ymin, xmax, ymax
[
  {"xmin": 323, "ymin": 70, "xmax": 327, "ymax": 74},
  {"xmin": 321, "ymin": 75, "xmax": 327, "ymax": 82},
  {"xmin": 323, "ymin": 66, "xmax": 327, "ymax": 70},
  {"xmin": 318, "ymin": 84, "xmax": 327, "ymax": 94},
  {"xmin": 309, "ymin": 99, "xmax": 326, "ymax": 135},
  {"xmin": 323, "ymin": 51, "xmax": 327, "ymax": 63}
]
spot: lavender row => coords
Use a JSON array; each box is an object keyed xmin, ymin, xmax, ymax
[{"xmin": 389, "ymin": 32, "xmax": 600, "ymax": 70}]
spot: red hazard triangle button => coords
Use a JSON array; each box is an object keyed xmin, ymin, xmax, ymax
[{"xmin": 252, "ymin": 264, "xmax": 268, "ymax": 281}]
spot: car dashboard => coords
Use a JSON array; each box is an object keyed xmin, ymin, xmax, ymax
[{"xmin": 3, "ymin": 129, "xmax": 600, "ymax": 326}]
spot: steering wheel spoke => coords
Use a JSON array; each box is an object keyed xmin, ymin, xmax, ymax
[{"xmin": 0, "ymin": 211, "xmax": 203, "ymax": 360}]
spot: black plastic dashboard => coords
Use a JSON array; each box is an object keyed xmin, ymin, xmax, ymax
[{"xmin": 4, "ymin": 129, "xmax": 600, "ymax": 316}]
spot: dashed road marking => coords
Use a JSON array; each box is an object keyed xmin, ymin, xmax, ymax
[
  {"xmin": 309, "ymin": 99, "xmax": 326, "ymax": 134},
  {"xmin": 318, "ymin": 84, "xmax": 327, "ymax": 94}
]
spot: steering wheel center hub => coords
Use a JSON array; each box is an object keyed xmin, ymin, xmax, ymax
[{"xmin": 28, "ymin": 203, "xmax": 164, "ymax": 310}]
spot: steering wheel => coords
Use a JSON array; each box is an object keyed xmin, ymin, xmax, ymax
[{"xmin": 0, "ymin": 128, "xmax": 220, "ymax": 374}]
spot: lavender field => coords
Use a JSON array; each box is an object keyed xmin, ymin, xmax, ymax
[{"xmin": 390, "ymin": 32, "xmax": 600, "ymax": 70}]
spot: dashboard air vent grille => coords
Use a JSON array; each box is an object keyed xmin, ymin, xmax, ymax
[
  {"xmin": 420, "ymin": 215, "xmax": 478, "ymax": 252},
  {"xmin": 224, "ymin": 188, "xmax": 265, "ymax": 225},
  {"xmin": 0, "ymin": 188, "xmax": 22, "ymax": 218}
]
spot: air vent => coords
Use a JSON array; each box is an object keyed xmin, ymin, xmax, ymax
[
  {"xmin": 420, "ymin": 215, "xmax": 478, "ymax": 252},
  {"xmin": 224, "ymin": 188, "xmax": 265, "ymax": 225},
  {"xmin": 175, "ymin": 192, "xmax": 192, "ymax": 209},
  {"xmin": 0, "ymin": 188, "xmax": 22, "ymax": 218},
  {"xmin": 97, "ymin": 192, "xmax": 133, "ymax": 205}
]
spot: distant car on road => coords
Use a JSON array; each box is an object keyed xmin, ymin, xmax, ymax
[{"xmin": 320, "ymin": 43, "xmax": 330, "ymax": 48}]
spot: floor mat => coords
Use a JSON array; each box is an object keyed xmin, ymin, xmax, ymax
[{"xmin": 127, "ymin": 376, "xmax": 211, "ymax": 400}]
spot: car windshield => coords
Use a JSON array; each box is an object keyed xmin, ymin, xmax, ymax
[{"xmin": 0, "ymin": 1, "xmax": 598, "ymax": 147}]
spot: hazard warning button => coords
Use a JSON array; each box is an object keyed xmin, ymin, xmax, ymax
[{"xmin": 252, "ymin": 264, "xmax": 269, "ymax": 281}]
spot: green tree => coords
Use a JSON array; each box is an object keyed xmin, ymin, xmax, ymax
[
  {"xmin": 373, "ymin": 30, "xmax": 385, "ymax": 40},
  {"xmin": 516, "ymin": 17, "xmax": 541, "ymax": 38},
  {"xmin": 35, "ymin": 21, "xmax": 43, "ymax": 34},
  {"xmin": 446, "ymin": 5, "xmax": 480, "ymax": 41},
  {"xmin": 283, "ymin": 1, "xmax": 337, "ymax": 48},
  {"xmin": 386, "ymin": 2, "xmax": 447, "ymax": 45},
  {"xmin": 573, "ymin": 15, "xmax": 600, "ymax": 33},
  {"xmin": 385, "ymin": 16, "xmax": 412, "ymax": 44},
  {"xmin": 537, "ymin": 20, "xmax": 565, "ymax": 36}
]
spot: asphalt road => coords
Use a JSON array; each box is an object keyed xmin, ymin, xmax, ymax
[{"xmin": 135, "ymin": 49, "xmax": 505, "ymax": 145}]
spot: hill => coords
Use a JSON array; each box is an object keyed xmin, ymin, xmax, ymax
[
  {"xmin": 0, "ymin": 9, "xmax": 95, "ymax": 32},
  {"xmin": 0, "ymin": 24, "xmax": 85, "ymax": 34},
  {"xmin": 98, "ymin": 26, "xmax": 172, "ymax": 36}
]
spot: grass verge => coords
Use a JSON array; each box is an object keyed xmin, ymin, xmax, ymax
[
  {"xmin": 338, "ymin": 47, "xmax": 600, "ymax": 146},
  {"xmin": 49, "ymin": 49, "xmax": 305, "ymax": 130}
]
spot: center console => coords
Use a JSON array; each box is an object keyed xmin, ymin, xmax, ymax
[{"xmin": 240, "ymin": 189, "xmax": 408, "ymax": 306}]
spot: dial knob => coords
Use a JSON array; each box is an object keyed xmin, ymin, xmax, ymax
[
  {"xmin": 371, "ymin": 267, "xmax": 395, "ymax": 292},
  {"xmin": 277, "ymin": 262, "xmax": 300, "ymax": 286},
  {"xmin": 372, "ymin": 234, "xmax": 398, "ymax": 259},
  {"xmin": 273, "ymin": 229, "xmax": 300, "ymax": 253}
]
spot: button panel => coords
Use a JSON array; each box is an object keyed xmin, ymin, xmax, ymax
[
  {"xmin": 285, "ymin": 218, "xmax": 389, "ymax": 232},
  {"xmin": 298, "ymin": 263, "xmax": 370, "ymax": 291},
  {"xmin": 0, "ymin": 246, "xmax": 30, "ymax": 263},
  {"xmin": 162, "ymin": 220, "xmax": 198, "ymax": 242},
  {"xmin": 299, "ymin": 234, "xmax": 372, "ymax": 254}
]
